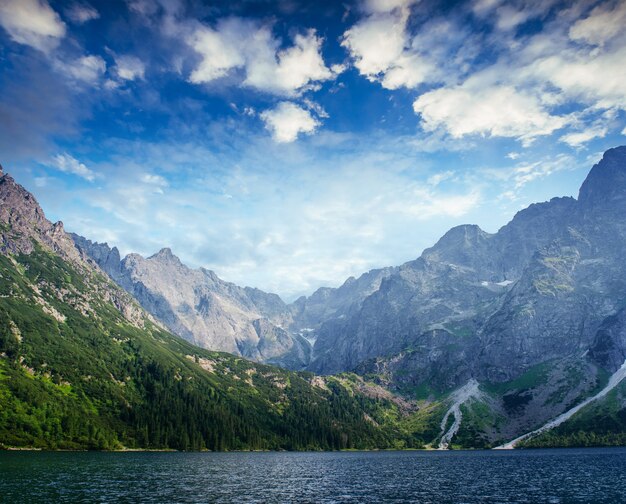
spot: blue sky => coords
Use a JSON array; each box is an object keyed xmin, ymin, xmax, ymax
[{"xmin": 0, "ymin": 0, "xmax": 625, "ymax": 300}]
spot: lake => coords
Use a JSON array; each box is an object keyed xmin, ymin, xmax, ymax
[{"xmin": 1, "ymin": 448, "xmax": 626, "ymax": 503}]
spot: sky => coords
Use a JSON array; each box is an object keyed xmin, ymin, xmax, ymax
[{"xmin": 0, "ymin": 0, "xmax": 625, "ymax": 301}]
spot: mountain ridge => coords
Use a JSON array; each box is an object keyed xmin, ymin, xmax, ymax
[
  {"xmin": 71, "ymin": 147, "xmax": 626, "ymax": 382},
  {"xmin": 71, "ymin": 234, "xmax": 310, "ymax": 368},
  {"xmin": 0, "ymin": 164, "xmax": 432, "ymax": 451},
  {"xmin": 3, "ymin": 148, "xmax": 626, "ymax": 449}
]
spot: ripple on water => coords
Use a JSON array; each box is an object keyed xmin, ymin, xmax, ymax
[{"xmin": 1, "ymin": 448, "xmax": 626, "ymax": 503}]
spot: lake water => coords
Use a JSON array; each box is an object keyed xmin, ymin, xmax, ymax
[{"xmin": 1, "ymin": 448, "xmax": 626, "ymax": 503}]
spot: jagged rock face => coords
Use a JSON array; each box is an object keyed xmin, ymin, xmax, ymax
[
  {"xmin": 68, "ymin": 146, "xmax": 626, "ymax": 390},
  {"xmin": 289, "ymin": 266, "xmax": 396, "ymax": 334},
  {"xmin": 0, "ymin": 172, "xmax": 80, "ymax": 262},
  {"xmin": 309, "ymin": 146, "xmax": 626, "ymax": 387},
  {"xmin": 589, "ymin": 308, "xmax": 626, "ymax": 373},
  {"xmin": 307, "ymin": 206, "xmax": 574, "ymax": 375},
  {"xmin": 0, "ymin": 170, "xmax": 153, "ymax": 330},
  {"xmin": 492, "ymin": 197, "xmax": 577, "ymax": 277},
  {"xmin": 72, "ymin": 239, "xmax": 309, "ymax": 367},
  {"xmin": 71, "ymin": 233, "xmax": 122, "ymax": 279}
]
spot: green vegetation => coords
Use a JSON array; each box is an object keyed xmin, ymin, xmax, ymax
[
  {"xmin": 328, "ymin": 373, "xmax": 446, "ymax": 449},
  {"xmin": 520, "ymin": 382, "xmax": 626, "ymax": 448},
  {"xmin": 4, "ymin": 245, "xmax": 620, "ymax": 452},
  {"xmin": 485, "ymin": 360, "xmax": 553, "ymax": 396},
  {"xmin": 0, "ymin": 249, "xmax": 420, "ymax": 451},
  {"xmin": 453, "ymin": 401, "xmax": 502, "ymax": 449}
]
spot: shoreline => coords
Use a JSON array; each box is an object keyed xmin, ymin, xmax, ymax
[{"xmin": 2, "ymin": 445, "xmax": 625, "ymax": 453}]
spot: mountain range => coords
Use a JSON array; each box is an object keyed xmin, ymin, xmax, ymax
[
  {"xmin": 0, "ymin": 163, "xmax": 427, "ymax": 450},
  {"xmin": 2, "ymin": 147, "xmax": 626, "ymax": 449},
  {"xmin": 74, "ymin": 147, "xmax": 626, "ymax": 381}
]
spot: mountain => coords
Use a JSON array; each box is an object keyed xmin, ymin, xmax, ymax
[
  {"xmin": 307, "ymin": 147, "xmax": 626, "ymax": 381},
  {"xmin": 302, "ymin": 146, "xmax": 626, "ymax": 447},
  {"xmin": 71, "ymin": 235, "xmax": 310, "ymax": 369},
  {"xmin": 0, "ymin": 165, "xmax": 438, "ymax": 451},
  {"xmin": 6, "ymin": 148, "xmax": 626, "ymax": 450}
]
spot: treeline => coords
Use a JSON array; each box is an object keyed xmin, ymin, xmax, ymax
[
  {"xmin": 521, "ymin": 431, "xmax": 626, "ymax": 448},
  {"xmin": 520, "ymin": 402, "xmax": 626, "ymax": 448},
  {"xmin": 0, "ymin": 250, "xmax": 406, "ymax": 451}
]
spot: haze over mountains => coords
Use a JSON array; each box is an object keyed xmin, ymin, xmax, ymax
[
  {"xmin": 2, "ymin": 147, "xmax": 626, "ymax": 449},
  {"xmin": 71, "ymin": 235, "xmax": 310, "ymax": 368},
  {"xmin": 0, "ymin": 162, "xmax": 426, "ymax": 451},
  {"xmin": 74, "ymin": 147, "xmax": 626, "ymax": 384}
]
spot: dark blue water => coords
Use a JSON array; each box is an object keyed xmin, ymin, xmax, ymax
[{"xmin": 1, "ymin": 448, "xmax": 626, "ymax": 503}]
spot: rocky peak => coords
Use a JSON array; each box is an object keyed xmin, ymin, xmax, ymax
[
  {"xmin": 426, "ymin": 224, "xmax": 490, "ymax": 253},
  {"xmin": 149, "ymin": 247, "xmax": 182, "ymax": 266},
  {"xmin": 0, "ymin": 169, "xmax": 79, "ymax": 261},
  {"xmin": 578, "ymin": 146, "xmax": 626, "ymax": 208},
  {"xmin": 0, "ymin": 171, "xmax": 45, "ymax": 225},
  {"xmin": 71, "ymin": 234, "xmax": 123, "ymax": 278},
  {"xmin": 421, "ymin": 224, "xmax": 493, "ymax": 272},
  {"xmin": 199, "ymin": 267, "xmax": 220, "ymax": 282}
]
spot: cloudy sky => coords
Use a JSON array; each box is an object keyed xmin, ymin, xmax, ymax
[{"xmin": 0, "ymin": 0, "xmax": 625, "ymax": 300}]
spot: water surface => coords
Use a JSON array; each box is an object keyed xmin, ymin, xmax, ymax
[{"xmin": 1, "ymin": 448, "xmax": 625, "ymax": 503}]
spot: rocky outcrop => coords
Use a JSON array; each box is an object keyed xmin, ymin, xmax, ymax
[
  {"xmin": 589, "ymin": 308, "xmax": 626, "ymax": 373},
  {"xmin": 308, "ymin": 146, "xmax": 626, "ymax": 387},
  {"xmin": 0, "ymin": 168, "xmax": 154, "ymax": 330},
  {"xmin": 0, "ymin": 171, "xmax": 81, "ymax": 262},
  {"xmin": 72, "ymin": 237, "xmax": 309, "ymax": 367},
  {"xmin": 68, "ymin": 146, "xmax": 626, "ymax": 391}
]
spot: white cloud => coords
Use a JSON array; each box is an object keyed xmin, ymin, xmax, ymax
[
  {"xmin": 341, "ymin": 1, "xmax": 433, "ymax": 90},
  {"xmin": 413, "ymin": 83, "xmax": 567, "ymax": 145},
  {"xmin": 526, "ymin": 47, "xmax": 626, "ymax": 111},
  {"xmin": 43, "ymin": 133, "xmax": 583, "ymax": 301},
  {"xmin": 427, "ymin": 170, "xmax": 455, "ymax": 186},
  {"xmin": 49, "ymin": 153, "xmax": 96, "ymax": 181},
  {"xmin": 186, "ymin": 18, "xmax": 336, "ymax": 96},
  {"xmin": 480, "ymin": 154, "xmax": 576, "ymax": 193},
  {"xmin": 55, "ymin": 54, "xmax": 106, "ymax": 83},
  {"xmin": 66, "ymin": 3, "xmax": 99, "ymax": 24},
  {"xmin": 364, "ymin": 0, "xmax": 416, "ymax": 14},
  {"xmin": 472, "ymin": 0, "xmax": 559, "ymax": 32},
  {"xmin": 0, "ymin": 0, "xmax": 66, "ymax": 52},
  {"xmin": 140, "ymin": 173, "xmax": 168, "ymax": 194},
  {"xmin": 340, "ymin": 0, "xmax": 625, "ymax": 146},
  {"xmin": 126, "ymin": 0, "xmax": 158, "ymax": 17},
  {"xmin": 245, "ymin": 29, "xmax": 334, "ymax": 95},
  {"xmin": 302, "ymin": 98, "xmax": 329, "ymax": 119},
  {"xmin": 115, "ymin": 54, "xmax": 146, "ymax": 81},
  {"xmin": 260, "ymin": 102, "xmax": 320, "ymax": 143},
  {"xmin": 510, "ymin": 153, "xmax": 575, "ymax": 189},
  {"xmin": 560, "ymin": 126, "xmax": 608, "ymax": 147},
  {"xmin": 141, "ymin": 173, "xmax": 168, "ymax": 186},
  {"xmin": 389, "ymin": 189, "xmax": 481, "ymax": 219},
  {"xmin": 379, "ymin": 53, "xmax": 433, "ymax": 90},
  {"xmin": 342, "ymin": 10, "xmax": 407, "ymax": 77},
  {"xmin": 569, "ymin": 0, "xmax": 626, "ymax": 46},
  {"xmin": 187, "ymin": 19, "xmax": 246, "ymax": 83}
]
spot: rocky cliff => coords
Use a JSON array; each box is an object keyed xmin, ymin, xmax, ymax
[
  {"xmin": 307, "ymin": 148, "xmax": 626, "ymax": 385},
  {"xmin": 4, "ymin": 148, "xmax": 626, "ymax": 449},
  {"xmin": 72, "ymin": 236, "xmax": 310, "ymax": 368}
]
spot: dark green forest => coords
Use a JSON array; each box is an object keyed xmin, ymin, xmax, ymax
[
  {"xmin": 2, "ymin": 245, "xmax": 625, "ymax": 451},
  {"xmin": 0, "ymin": 248, "xmax": 429, "ymax": 451},
  {"xmin": 519, "ymin": 383, "xmax": 626, "ymax": 449}
]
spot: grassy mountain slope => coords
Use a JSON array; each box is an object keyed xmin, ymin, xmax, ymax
[
  {"xmin": 3, "ymin": 163, "xmax": 626, "ymax": 451},
  {"xmin": 0, "ymin": 170, "xmax": 440, "ymax": 451},
  {"xmin": 0, "ymin": 245, "xmax": 411, "ymax": 450}
]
